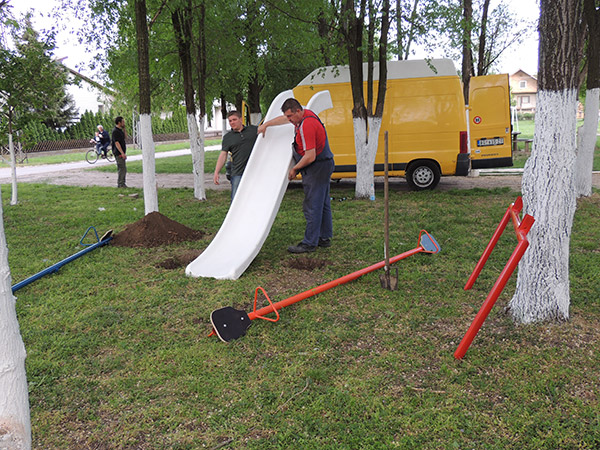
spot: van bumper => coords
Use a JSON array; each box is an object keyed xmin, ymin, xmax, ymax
[{"xmin": 456, "ymin": 154, "xmax": 470, "ymax": 176}]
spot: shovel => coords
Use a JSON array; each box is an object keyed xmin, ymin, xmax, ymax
[
  {"xmin": 380, "ymin": 131, "xmax": 399, "ymax": 290},
  {"xmin": 208, "ymin": 230, "xmax": 440, "ymax": 342}
]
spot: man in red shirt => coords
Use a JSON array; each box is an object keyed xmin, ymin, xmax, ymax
[{"xmin": 258, "ymin": 98, "xmax": 335, "ymax": 253}]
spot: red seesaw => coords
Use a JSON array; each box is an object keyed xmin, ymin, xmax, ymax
[
  {"xmin": 209, "ymin": 230, "xmax": 441, "ymax": 342},
  {"xmin": 454, "ymin": 196, "xmax": 534, "ymax": 359}
]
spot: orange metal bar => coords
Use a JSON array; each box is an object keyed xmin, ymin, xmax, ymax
[
  {"xmin": 207, "ymin": 230, "xmax": 440, "ymax": 339},
  {"xmin": 249, "ymin": 246, "xmax": 424, "ymax": 321},
  {"xmin": 454, "ymin": 197, "xmax": 534, "ymax": 359}
]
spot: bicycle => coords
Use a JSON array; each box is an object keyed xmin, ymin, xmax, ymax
[{"xmin": 86, "ymin": 146, "xmax": 115, "ymax": 164}]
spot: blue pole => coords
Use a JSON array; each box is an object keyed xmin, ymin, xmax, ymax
[{"xmin": 12, "ymin": 236, "xmax": 113, "ymax": 293}]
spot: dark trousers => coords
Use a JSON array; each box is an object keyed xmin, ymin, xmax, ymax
[
  {"xmin": 116, "ymin": 155, "xmax": 127, "ymax": 187},
  {"xmin": 301, "ymin": 158, "xmax": 334, "ymax": 247}
]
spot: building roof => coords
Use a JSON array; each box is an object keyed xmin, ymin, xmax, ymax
[{"xmin": 510, "ymin": 69, "xmax": 537, "ymax": 80}]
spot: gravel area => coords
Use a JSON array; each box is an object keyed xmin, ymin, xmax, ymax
[{"xmin": 2, "ymin": 164, "xmax": 599, "ymax": 192}]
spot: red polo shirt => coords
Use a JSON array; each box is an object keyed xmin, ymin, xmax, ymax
[{"xmin": 294, "ymin": 109, "xmax": 326, "ymax": 157}]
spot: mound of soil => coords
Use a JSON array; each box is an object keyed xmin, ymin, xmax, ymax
[
  {"xmin": 285, "ymin": 256, "xmax": 330, "ymax": 271},
  {"xmin": 111, "ymin": 211, "xmax": 204, "ymax": 248}
]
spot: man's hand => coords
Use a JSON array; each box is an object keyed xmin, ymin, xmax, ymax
[
  {"xmin": 213, "ymin": 173, "xmax": 220, "ymax": 185},
  {"xmin": 257, "ymin": 123, "xmax": 267, "ymax": 136},
  {"xmin": 288, "ymin": 167, "xmax": 298, "ymax": 181}
]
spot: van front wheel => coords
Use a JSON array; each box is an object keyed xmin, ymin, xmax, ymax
[{"xmin": 406, "ymin": 161, "xmax": 441, "ymax": 190}]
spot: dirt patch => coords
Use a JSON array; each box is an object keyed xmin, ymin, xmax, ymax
[
  {"xmin": 285, "ymin": 256, "xmax": 331, "ymax": 271},
  {"xmin": 156, "ymin": 250, "xmax": 202, "ymax": 269},
  {"xmin": 111, "ymin": 211, "xmax": 204, "ymax": 248}
]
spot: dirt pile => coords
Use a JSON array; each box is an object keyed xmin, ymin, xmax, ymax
[{"xmin": 111, "ymin": 211, "xmax": 204, "ymax": 248}]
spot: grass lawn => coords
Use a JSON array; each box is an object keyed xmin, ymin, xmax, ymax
[
  {"xmin": 93, "ymin": 150, "xmax": 222, "ymax": 175},
  {"xmin": 3, "ymin": 182, "xmax": 599, "ymax": 449}
]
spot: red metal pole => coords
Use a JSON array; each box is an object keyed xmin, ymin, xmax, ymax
[
  {"xmin": 454, "ymin": 238, "xmax": 530, "ymax": 359},
  {"xmin": 249, "ymin": 246, "xmax": 424, "ymax": 321},
  {"xmin": 464, "ymin": 197, "xmax": 523, "ymax": 290},
  {"xmin": 455, "ymin": 196, "xmax": 534, "ymax": 359}
]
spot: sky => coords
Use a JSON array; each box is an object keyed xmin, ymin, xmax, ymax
[{"xmin": 9, "ymin": 0, "xmax": 540, "ymax": 114}]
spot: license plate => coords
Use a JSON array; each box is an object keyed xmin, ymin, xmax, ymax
[{"xmin": 477, "ymin": 137, "xmax": 504, "ymax": 147}]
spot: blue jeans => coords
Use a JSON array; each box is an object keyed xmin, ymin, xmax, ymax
[
  {"xmin": 230, "ymin": 175, "xmax": 242, "ymax": 200},
  {"xmin": 300, "ymin": 158, "xmax": 334, "ymax": 247},
  {"xmin": 96, "ymin": 142, "xmax": 109, "ymax": 156}
]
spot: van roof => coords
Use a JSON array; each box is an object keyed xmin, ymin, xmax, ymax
[{"xmin": 297, "ymin": 59, "xmax": 458, "ymax": 86}]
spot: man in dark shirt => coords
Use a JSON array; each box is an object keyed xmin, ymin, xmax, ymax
[
  {"xmin": 111, "ymin": 116, "xmax": 128, "ymax": 188},
  {"xmin": 213, "ymin": 111, "xmax": 258, "ymax": 200}
]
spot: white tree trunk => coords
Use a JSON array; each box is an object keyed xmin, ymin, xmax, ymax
[
  {"xmin": 139, "ymin": 114, "xmax": 159, "ymax": 215},
  {"xmin": 189, "ymin": 113, "xmax": 206, "ymax": 201},
  {"xmin": 575, "ymin": 87, "xmax": 600, "ymax": 198},
  {"xmin": 0, "ymin": 186, "xmax": 31, "ymax": 449},
  {"xmin": 249, "ymin": 112, "xmax": 262, "ymax": 126},
  {"xmin": 221, "ymin": 117, "xmax": 228, "ymax": 135},
  {"xmin": 9, "ymin": 134, "xmax": 17, "ymax": 206},
  {"xmin": 509, "ymin": 89, "xmax": 579, "ymax": 323},
  {"xmin": 355, "ymin": 116, "xmax": 382, "ymax": 199}
]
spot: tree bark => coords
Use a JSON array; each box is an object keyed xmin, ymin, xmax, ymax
[
  {"xmin": 8, "ymin": 108, "xmax": 17, "ymax": 206},
  {"xmin": 173, "ymin": 3, "xmax": 205, "ymax": 201},
  {"xmin": 343, "ymin": 0, "xmax": 391, "ymax": 199},
  {"xmin": 194, "ymin": 0, "xmax": 207, "ymax": 201},
  {"xmin": 476, "ymin": 0, "xmax": 491, "ymax": 76},
  {"xmin": 135, "ymin": 0, "xmax": 159, "ymax": 214},
  {"xmin": 575, "ymin": 0, "xmax": 600, "ymax": 197},
  {"xmin": 0, "ymin": 185, "xmax": 31, "ymax": 449},
  {"xmin": 508, "ymin": 0, "xmax": 584, "ymax": 324},
  {"xmin": 462, "ymin": 0, "xmax": 473, "ymax": 103}
]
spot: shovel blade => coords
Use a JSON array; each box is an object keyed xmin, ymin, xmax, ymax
[
  {"xmin": 210, "ymin": 306, "xmax": 251, "ymax": 342},
  {"xmin": 379, "ymin": 267, "xmax": 399, "ymax": 291}
]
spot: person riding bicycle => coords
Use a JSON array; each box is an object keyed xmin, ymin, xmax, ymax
[{"xmin": 90, "ymin": 125, "xmax": 111, "ymax": 158}]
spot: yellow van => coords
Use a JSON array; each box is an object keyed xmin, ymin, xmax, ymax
[{"xmin": 292, "ymin": 59, "xmax": 513, "ymax": 190}]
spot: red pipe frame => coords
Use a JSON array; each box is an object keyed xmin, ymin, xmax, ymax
[{"xmin": 454, "ymin": 197, "xmax": 535, "ymax": 359}]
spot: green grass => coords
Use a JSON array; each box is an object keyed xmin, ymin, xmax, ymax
[
  {"xmin": 0, "ymin": 139, "xmax": 221, "ymax": 167},
  {"xmin": 512, "ymin": 119, "xmax": 600, "ymax": 169},
  {"xmin": 2, "ymin": 181, "xmax": 599, "ymax": 449},
  {"xmin": 93, "ymin": 149, "xmax": 222, "ymax": 175}
]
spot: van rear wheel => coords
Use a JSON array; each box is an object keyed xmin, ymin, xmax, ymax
[{"xmin": 406, "ymin": 161, "xmax": 441, "ymax": 190}]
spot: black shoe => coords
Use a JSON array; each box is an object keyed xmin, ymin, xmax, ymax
[
  {"xmin": 287, "ymin": 242, "xmax": 316, "ymax": 253},
  {"xmin": 318, "ymin": 238, "xmax": 331, "ymax": 248}
]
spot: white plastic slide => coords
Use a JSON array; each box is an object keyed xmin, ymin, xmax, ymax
[{"xmin": 185, "ymin": 90, "xmax": 333, "ymax": 280}]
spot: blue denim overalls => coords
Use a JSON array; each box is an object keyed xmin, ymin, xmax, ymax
[{"xmin": 293, "ymin": 113, "xmax": 335, "ymax": 247}]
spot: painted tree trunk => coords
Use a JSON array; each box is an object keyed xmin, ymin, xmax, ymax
[
  {"xmin": 249, "ymin": 112, "xmax": 262, "ymax": 126},
  {"xmin": 139, "ymin": 114, "xmax": 158, "ymax": 214},
  {"xmin": 575, "ymin": 88, "xmax": 599, "ymax": 197},
  {"xmin": 222, "ymin": 118, "xmax": 228, "ymax": 136},
  {"xmin": 355, "ymin": 116, "xmax": 382, "ymax": 199},
  {"xmin": 188, "ymin": 113, "xmax": 206, "ymax": 201},
  {"xmin": 509, "ymin": 90, "xmax": 578, "ymax": 323},
  {"xmin": 9, "ymin": 133, "xmax": 17, "ymax": 206},
  {"xmin": 0, "ymin": 187, "xmax": 31, "ymax": 449}
]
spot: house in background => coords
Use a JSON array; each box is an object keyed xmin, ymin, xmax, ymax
[{"xmin": 509, "ymin": 70, "xmax": 537, "ymax": 114}]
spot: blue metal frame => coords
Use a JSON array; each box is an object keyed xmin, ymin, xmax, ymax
[{"xmin": 12, "ymin": 228, "xmax": 113, "ymax": 293}]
